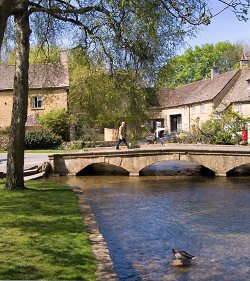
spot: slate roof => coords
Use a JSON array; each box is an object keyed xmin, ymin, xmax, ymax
[
  {"xmin": 26, "ymin": 113, "xmax": 40, "ymax": 127},
  {"xmin": 219, "ymin": 68, "xmax": 250, "ymax": 106},
  {"xmin": 157, "ymin": 69, "xmax": 240, "ymax": 109},
  {"xmin": 0, "ymin": 62, "xmax": 69, "ymax": 91}
]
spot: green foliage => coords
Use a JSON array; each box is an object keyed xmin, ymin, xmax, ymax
[
  {"xmin": 39, "ymin": 110, "xmax": 69, "ymax": 140},
  {"xmin": 157, "ymin": 42, "xmax": 245, "ymax": 88},
  {"xmin": 177, "ymin": 130, "xmax": 202, "ymax": 144},
  {"xmin": 179, "ymin": 108, "xmax": 248, "ymax": 145},
  {"xmin": 62, "ymin": 140, "xmax": 85, "ymax": 150},
  {"xmin": 68, "ymin": 47, "xmax": 148, "ymax": 140},
  {"xmin": 5, "ymin": 46, "xmax": 61, "ymax": 64},
  {"xmin": 200, "ymin": 109, "xmax": 248, "ymax": 144},
  {"xmin": 25, "ymin": 129, "xmax": 63, "ymax": 149},
  {"xmin": 0, "ymin": 180, "xmax": 97, "ymax": 280},
  {"xmin": 28, "ymin": 46, "xmax": 61, "ymax": 64}
]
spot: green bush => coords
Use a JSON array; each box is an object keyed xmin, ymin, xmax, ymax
[
  {"xmin": 25, "ymin": 129, "xmax": 63, "ymax": 149},
  {"xmin": 176, "ymin": 109, "xmax": 248, "ymax": 145},
  {"xmin": 62, "ymin": 140, "xmax": 85, "ymax": 150},
  {"xmin": 200, "ymin": 109, "xmax": 246, "ymax": 144},
  {"xmin": 39, "ymin": 110, "xmax": 69, "ymax": 140}
]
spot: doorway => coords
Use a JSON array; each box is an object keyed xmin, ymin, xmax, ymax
[{"xmin": 170, "ymin": 114, "xmax": 182, "ymax": 132}]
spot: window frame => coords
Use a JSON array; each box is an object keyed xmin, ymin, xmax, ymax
[
  {"xmin": 200, "ymin": 103, "xmax": 205, "ymax": 114},
  {"xmin": 31, "ymin": 96, "xmax": 43, "ymax": 109},
  {"xmin": 235, "ymin": 103, "xmax": 242, "ymax": 113}
]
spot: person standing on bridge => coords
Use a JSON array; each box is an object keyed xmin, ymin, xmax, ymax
[{"xmin": 116, "ymin": 121, "xmax": 130, "ymax": 150}]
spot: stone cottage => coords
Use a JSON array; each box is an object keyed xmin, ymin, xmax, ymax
[
  {"xmin": 0, "ymin": 50, "xmax": 69, "ymax": 129},
  {"xmin": 149, "ymin": 55, "xmax": 250, "ymax": 133}
]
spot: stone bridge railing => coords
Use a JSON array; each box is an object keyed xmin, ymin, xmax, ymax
[{"xmin": 48, "ymin": 144, "xmax": 250, "ymax": 177}]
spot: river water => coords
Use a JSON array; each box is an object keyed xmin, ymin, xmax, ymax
[{"xmin": 47, "ymin": 163, "xmax": 250, "ymax": 281}]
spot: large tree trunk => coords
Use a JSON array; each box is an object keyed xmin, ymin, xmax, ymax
[
  {"xmin": 5, "ymin": 1, "xmax": 30, "ymax": 190},
  {"xmin": 0, "ymin": 0, "xmax": 14, "ymax": 49}
]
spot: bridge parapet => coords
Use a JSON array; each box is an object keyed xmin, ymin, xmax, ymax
[{"xmin": 48, "ymin": 144, "xmax": 250, "ymax": 177}]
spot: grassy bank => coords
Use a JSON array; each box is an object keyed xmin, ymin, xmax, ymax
[{"xmin": 0, "ymin": 180, "xmax": 97, "ymax": 280}]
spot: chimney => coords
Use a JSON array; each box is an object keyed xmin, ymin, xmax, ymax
[
  {"xmin": 60, "ymin": 49, "xmax": 68, "ymax": 65},
  {"xmin": 240, "ymin": 53, "xmax": 249, "ymax": 70},
  {"xmin": 59, "ymin": 49, "xmax": 69, "ymax": 88},
  {"xmin": 211, "ymin": 66, "xmax": 219, "ymax": 79}
]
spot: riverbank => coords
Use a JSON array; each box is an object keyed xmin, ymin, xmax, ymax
[{"xmin": 0, "ymin": 180, "xmax": 97, "ymax": 280}]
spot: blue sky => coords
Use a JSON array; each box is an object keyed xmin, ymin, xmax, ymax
[{"xmin": 179, "ymin": 3, "xmax": 250, "ymax": 53}]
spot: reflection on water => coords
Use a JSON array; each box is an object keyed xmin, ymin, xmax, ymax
[{"xmin": 48, "ymin": 175, "xmax": 250, "ymax": 281}]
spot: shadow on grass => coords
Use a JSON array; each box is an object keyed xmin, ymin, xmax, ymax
[{"xmin": 0, "ymin": 180, "xmax": 97, "ymax": 280}]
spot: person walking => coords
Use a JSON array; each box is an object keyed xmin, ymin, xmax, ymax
[{"xmin": 116, "ymin": 121, "xmax": 130, "ymax": 149}]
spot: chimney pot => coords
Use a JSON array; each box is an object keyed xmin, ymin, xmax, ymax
[
  {"xmin": 211, "ymin": 66, "xmax": 219, "ymax": 79},
  {"xmin": 60, "ymin": 50, "xmax": 68, "ymax": 65},
  {"xmin": 240, "ymin": 53, "xmax": 249, "ymax": 70}
]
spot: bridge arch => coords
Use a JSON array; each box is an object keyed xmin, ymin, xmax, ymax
[
  {"xmin": 76, "ymin": 162, "xmax": 129, "ymax": 176},
  {"xmin": 139, "ymin": 159, "xmax": 215, "ymax": 176},
  {"xmin": 226, "ymin": 162, "xmax": 250, "ymax": 176},
  {"xmin": 180, "ymin": 153, "xmax": 250, "ymax": 177},
  {"xmin": 117, "ymin": 154, "xmax": 182, "ymax": 176}
]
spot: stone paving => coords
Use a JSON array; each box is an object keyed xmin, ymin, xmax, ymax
[{"xmin": 71, "ymin": 186, "xmax": 118, "ymax": 281}]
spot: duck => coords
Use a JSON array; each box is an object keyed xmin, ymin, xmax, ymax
[{"xmin": 172, "ymin": 249, "xmax": 196, "ymax": 265}]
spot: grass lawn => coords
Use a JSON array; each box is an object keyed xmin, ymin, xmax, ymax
[{"xmin": 0, "ymin": 180, "xmax": 97, "ymax": 280}]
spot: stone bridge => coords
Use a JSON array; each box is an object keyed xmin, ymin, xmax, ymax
[{"xmin": 48, "ymin": 144, "xmax": 250, "ymax": 177}]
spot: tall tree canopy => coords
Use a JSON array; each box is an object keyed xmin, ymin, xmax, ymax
[
  {"xmin": 157, "ymin": 42, "xmax": 247, "ymax": 88},
  {"xmin": 3, "ymin": 1, "xmax": 250, "ymax": 73},
  {"xmin": 2, "ymin": 0, "xmax": 250, "ymax": 190},
  {"xmin": 68, "ymin": 46, "xmax": 148, "ymax": 139}
]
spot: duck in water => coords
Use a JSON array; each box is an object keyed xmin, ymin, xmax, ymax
[{"xmin": 172, "ymin": 249, "xmax": 196, "ymax": 266}]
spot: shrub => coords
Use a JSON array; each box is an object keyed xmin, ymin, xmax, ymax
[
  {"xmin": 0, "ymin": 127, "xmax": 10, "ymax": 137},
  {"xmin": 200, "ymin": 109, "xmax": 247, "ymax": 144},
  {"xmin": 62, "ymin": 140, "xmax": 85, "ymax": 150},
  {"xmin": 39, "ymin": 110, "xmax": 69, "ymax": 140},
  {"xmin": 25, "ymin": 129, "xmax": 63, "ymax": 149},
  {"xmin": 179, "ymin": 109, "xmax": 249, "ymax": 145}
]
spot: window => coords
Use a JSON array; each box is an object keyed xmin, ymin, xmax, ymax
[
  {"xmin": 236, "ymin": 103, "xmax": 242, "ymax": 113},
  {"xmin": 191, "ymin": 105, "xmax": 196, "ymax": 115},
  {"xmin": 200, "ymin": 103, "xmax": 205, "ymax": 114},
  {"xmin": 31, "ymin": 96, "xmax": 43, "ymax": 109},
  {"xmin": 247, "ymin": 79, "xmax": 250, "ymax": 89},
  {"xmin": 184, "ymin": 105, "xmax": 189, "ymax": 115}
]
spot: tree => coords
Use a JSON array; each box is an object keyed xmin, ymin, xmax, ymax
[
  {"xmin": 6, "ymin": 0, "xmax": 30, "ymax": 190},
  {"xmin": 68, "ymin": 47, "xmax": 148, "ymax": 139},
  {"xmin": 4, "ymin": 0, "xmax": 250, "ymax": 190},
  {"xmin": 5, "ymin": 45, "xmax": 61, "ymax": 64},
  {"xmin": 157, "ymin": 41, "xmax": 245, "ymax": 88},
  {"xmin": 0, "ymin": 0, "xmax": 14, "ymax": 49}
]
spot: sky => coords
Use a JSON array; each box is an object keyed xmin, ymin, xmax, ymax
[{"xmin": 179, "ymin": 2, "xmax": 250, "ymax": 54}]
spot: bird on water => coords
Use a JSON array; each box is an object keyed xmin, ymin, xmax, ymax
[{"xmin": 172, "ymin": 249, "xmax": 196, "ymax": 262}]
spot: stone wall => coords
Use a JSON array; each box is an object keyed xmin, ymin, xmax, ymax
[
  {"xmin": 104, "ymin": 128, "xmax": 117, "ymax": 141},
  {"xmin": 0, "ymin": 88, "xmax": 68, "ymax": 128}
]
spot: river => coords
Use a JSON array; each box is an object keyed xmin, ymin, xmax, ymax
[{"xmin": 47, "ymin": 163, "xmax": 250, "ymax": 281}]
